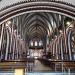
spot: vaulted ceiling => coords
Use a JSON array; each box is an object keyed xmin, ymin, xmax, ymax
[{"xmin": 13, "ymin": 12, "xmax": 60, "ymax": 42}]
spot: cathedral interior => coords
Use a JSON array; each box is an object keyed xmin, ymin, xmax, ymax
[{"xmin": 0, "ymin": 0, "xmax": 75, "ymax": 75}]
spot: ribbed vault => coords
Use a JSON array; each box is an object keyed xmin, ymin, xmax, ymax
[{"xmin": 14, "ymin": 12, "xmax": 59, "ymax": 45}]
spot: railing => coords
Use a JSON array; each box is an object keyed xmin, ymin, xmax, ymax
[{"xmin": 39, "ymin": 57, "xmax": 75, "ymax": 73}]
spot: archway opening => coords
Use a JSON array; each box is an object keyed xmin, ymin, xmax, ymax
[{"xmin": 0, "ymin": 0, "xmax": 75, "ymax": 74}]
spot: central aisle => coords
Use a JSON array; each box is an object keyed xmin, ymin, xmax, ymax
[{"xmin": 33, "ymin": 60, "xmax": 52, "ymax": 72}]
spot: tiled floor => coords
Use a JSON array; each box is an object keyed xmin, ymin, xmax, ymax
[{"xmin": 33, "ymin": 60, "xmax": 52, "ymax": 71}]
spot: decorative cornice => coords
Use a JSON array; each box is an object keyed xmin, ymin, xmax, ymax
[
  {"xmin": 0, "ymin": 0, "xmax": 74, "ymax": 11},
  {"xmin": 0, "ymin": 0, "xmax": 75, "ymax": 25}
]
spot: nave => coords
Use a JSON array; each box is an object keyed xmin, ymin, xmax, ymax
[{"xmin": 0, "ymin": 0, "xmax": 75, "ymax": 75}]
